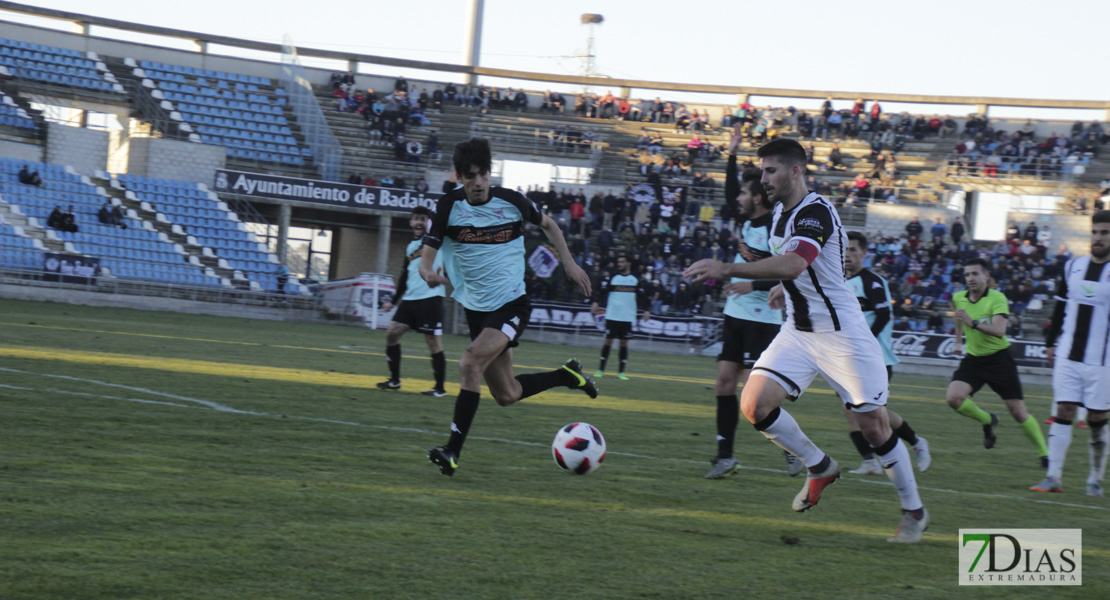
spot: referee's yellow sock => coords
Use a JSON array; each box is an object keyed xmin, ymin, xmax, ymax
[
  {"xmin": 955, "ymin": 399, "xmax": 993, "ymax": 425},
  {"xmin": 1020, "ymin": 416, "xmax": 1049, "ymax": 457}
]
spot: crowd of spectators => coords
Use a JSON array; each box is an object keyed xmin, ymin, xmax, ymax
[
  {"xmin": 948, "ymin": 118, "xmax": 1103, "ymax": 180},
  {"xmin": 520, "ymin": 187, "xmax": 735, "ymax": 316},
  {"xmin": 515, "ymin": 187, "xmax": 1078, "ymax": 342},
  {"xmin": 545, "ymin": 126, "xmax": 600, "ymax": 154},
  {"xmin": 320, "ymin": 77, "xmax": 1108, "ymax": 326},
  {"xmin": 859, "ymin": 217, "xmax": 1070, "ymax": 338}
]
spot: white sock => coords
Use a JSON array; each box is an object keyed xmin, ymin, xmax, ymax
[
  {"xmin": 1047, "ymin": 422, "xmax": 1073, "ymax": 481},
  {"xmin": 877, "ymin": 438, "xmax": 923, "ymax": 511},
  {"xmin": 758, "ymin": 408, "xmax": 825, "ymax": 468},
  {"xmin": 1089, "ymin": 423, "xmax": 1109, "ymax": 484}
]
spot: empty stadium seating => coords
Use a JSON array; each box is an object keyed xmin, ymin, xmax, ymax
[
  {"xmin": 0, "ymin": 94, "xmax": 35, "ymax": 130},
  {"xmin": 113, "ymin": 173, "xmax": 299, "ymax": 293},
  {"xmin": 0, "ymin": 158, "xmax": 219, "ymax": 287},
  {"xmin": 0, "ymin": 219, "xmax": 45, "ymax": 269},
  {"xmin": 128, "ymin": 58, "xmax": 308, "ymax": 166},
  {"xmin": 0, "ymin": 37, "xmax": 124, "ymax": 93}
]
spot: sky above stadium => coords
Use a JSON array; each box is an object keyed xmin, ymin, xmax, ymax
[{"xmin": 13, "ymin": 0, "xmax": 1110, "ymax": 119}]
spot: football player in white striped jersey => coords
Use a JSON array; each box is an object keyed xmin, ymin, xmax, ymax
[
  {"xmin": 1034, "ymin": 210, "xmax": 1110, "ymax": 496},
  {"xmin": 686, "ymin": 138, "xmax": 926, "ymax": 542}
]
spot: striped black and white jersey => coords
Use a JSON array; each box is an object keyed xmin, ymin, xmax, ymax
[
  {"xmin": 1048, "ymin": 255, "xmax": 1110, "ymax": 366},
  {"xmin": 769, "ymin": 192, "xmax": 866, "ymax": 333}
]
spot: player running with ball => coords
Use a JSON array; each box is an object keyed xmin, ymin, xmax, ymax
[{"xmin": 685, "ymin": 138, "xmax": 928, "ymax": 543}]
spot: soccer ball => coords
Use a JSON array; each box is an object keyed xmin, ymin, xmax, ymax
[{"xmin": 551, "ymin": 422, "xmax": 606, "ymax": 475}]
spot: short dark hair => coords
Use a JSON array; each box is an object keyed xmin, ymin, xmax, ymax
[
  {"xmin": 964, "ymin": 257, "xmax": 990, "ymax": 272},
  {"xmin": 756, "ymin": 138, "xmax": 807, "ymax": 168},
  {"xmin": 411, "ymin": 206, "xmax": 432, "ymax": 218},
  {"xmin": 740, "ymin": 168, "xmax": 772, "ymax": 209},
  {"xmin": 1093, "ymin": 210, "xmax": 1110, "ymax": 225},
  {"xmin": 846, "ymin": 231, "xmax": 868, "ymax": 248},
  {"xmin": 453, "ymin": 137, "xmax": 492, "ymax": 175}
]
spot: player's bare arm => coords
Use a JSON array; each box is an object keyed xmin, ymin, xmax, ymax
[
  {"xmin": 722, "ymin": 281, "xmax": 755, "ymax": 297},
  {"xmin": 727, "ymin": 122, "xmax": 743, "ymax": 154},
  {"xmin": 976, "ymin": 315, "xmax": 1008, "ymax": 337},
  {"xmin": 685, "ymin": 252, "xmax": 807, "ymax": 284},
  {"xmin": 539, "ymin": 214, "xmax": 592, "ymax": 297},
  {"xmin": 767, "ymin": 283, "xmax": 785, "ymax": 309},
  {"xmin": 418, "ymin": 245, "xmax": 450, "ymax": 287},
  {"xmin": 955, "ymin": 307, "xmax": 1007, "ymax": 337}
]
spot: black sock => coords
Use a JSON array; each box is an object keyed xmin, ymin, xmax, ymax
[
  {"xmin": 716, "ymin": 394, "xmax": 738, "ymax": 459},
  {"xmin": 446, "ymin": 389, "xmax": 480, "ymax": 456},
  {"xmin": 809, "ymin": 454, "xmax": 831, "ymax": 475},
  {"xmin": 619, "ymin": 346, "xmax": 628, "ymax": 373},
  {"xmin": 894, "ymin": 421, "xmax": 919, "ymax": 446},
  {"xmin": 516, "ymin": 368, "xmax": 575, "ymax": 400},
  {"xmin": 849, "ymin": 430, "xmax": 875, "ymax": 459},
  {"xmin": 873, "ymin": 432, "xmax": 899, "ymax": 456},
  {"xmin": 385, "ymin": 344, "xmax": 401, "ymax": 381},
  {"xmin": 599, "ymin": 345, "xmax": 611, "ymax": 372},
  {"xmin": 431, "ymin": 351, "xmax": 446, "ymax": 390}
]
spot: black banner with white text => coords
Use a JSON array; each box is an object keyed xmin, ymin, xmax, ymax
[
  {"xmin": 529, "ymin": 300, "xmax": 711, "ymax": 344},
  {"xmin": 213, "ymin": 169, "xmax": 440, "ymax": 213},
  {"xmin": 528, "ymin": 302, "xmax": 1048, "ymax": 362},
  {"xmin": 891, "ymin": 330, "xmax": 1047, "ymax": 367},
  {"xmin": 43, "ymin": 252, "xmax": 99, "ymax": 284}
]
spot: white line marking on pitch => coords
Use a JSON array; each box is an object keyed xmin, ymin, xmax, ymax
[{"xmin": 4, "ymin": 366, "xmax": 1105, "ymax": 513}]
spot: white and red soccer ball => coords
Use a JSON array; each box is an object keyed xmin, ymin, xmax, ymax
[{"xmin": 552, "ymin": 422, "xmax": 606, "ymax": 475}]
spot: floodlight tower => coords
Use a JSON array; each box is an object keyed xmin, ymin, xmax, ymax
[
  {"xmin": 463, "ymin": 0, "xmax": 484, "ymax": 85},
  {"xmin": 579, "ymin": 13, "xmax": 604, "ymax": 92}
]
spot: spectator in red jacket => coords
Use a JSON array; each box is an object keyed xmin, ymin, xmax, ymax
[{"xmin": 569, "ymin": 196, "xmax": 586, "ymax": 236}]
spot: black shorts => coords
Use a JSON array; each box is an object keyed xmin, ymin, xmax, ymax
[
  {"xmin": 392, "ymin": 296, "xmax": 444, "ymax": 335},
  {"xmin": 718, "ymin": 316, "xmax": 780, "ymax": 368},
  {"xmin": 464, "ymin": 294, "xmax": 531, "ymax": 348},
  {"xmin": 604, "ymin": 319, "xmax": 633, "ymax": 340},
  {"xmin": 952, "ymin": 349, "xmax": 1024, "ymax": 400}
]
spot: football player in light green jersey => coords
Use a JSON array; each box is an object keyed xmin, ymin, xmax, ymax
[{"xmin": 945, "ymin": 258, "xmax": 1048, "ymax": 466}]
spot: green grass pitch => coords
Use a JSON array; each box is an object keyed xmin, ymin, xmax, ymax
[{"xmin": 0, "ymin": 298, "xmax": 1103, "ymax": 599}]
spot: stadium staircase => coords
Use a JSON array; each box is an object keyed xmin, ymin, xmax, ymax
[
  {"xmin": 101, "ymin": 58, "xmax": 193, "ymax": 140},
  {"xmin": 105, "ymin": 172, "xmax": 305, "ymax": 294},
  {"xmin": 93, "ymin": 174, "xmax": 241, "ymax": 288},
  {"xmin": 115, "ymin": 57, "xmax": 319, "ymax": 180},
  {"xmin": 0, "ymin": 192, "xmax": 63, "ymax": 269},
  {"xmin": 0, "ymin": 88, "xmax": 40, "ymax": 142},
  {"xmin": 0, "ymin": 159, "xmax": 220, "ymax": 286}
]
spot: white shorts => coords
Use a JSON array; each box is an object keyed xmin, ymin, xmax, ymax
[
  {"xmin": 751, "ymin": 323, "xmax": 888, "ymax": 411},
  {"xmin": 1054, "ymin": 359, "xmax": 1109, "ymax": 412}
]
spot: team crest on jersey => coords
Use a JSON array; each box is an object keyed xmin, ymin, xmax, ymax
[
  {"xmin": 785, "ymin": 240, "xmax": 800, "ymax": 252},
  {"xmin": 492, "ymin": 208, "xmax": 505, "ymax": 220}
]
